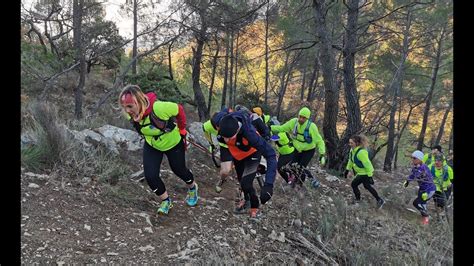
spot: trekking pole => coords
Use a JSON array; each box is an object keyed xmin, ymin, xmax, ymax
[
  {"xmin": 209, "ymin": 145, "xmax": 221, "ymax": 168},
  {"xmin": 186, "ymin": 137, "xmax": 220, "ymax": 168}
]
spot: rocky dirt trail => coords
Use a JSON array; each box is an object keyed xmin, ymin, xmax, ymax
[{"xmin": 21, "ymin": 143, "xmax": 453, "ymax": 264}]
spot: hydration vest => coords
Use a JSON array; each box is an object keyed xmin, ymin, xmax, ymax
[
  {"xmin": 292, "ymin": 119, "xmax": 312, "ymax": 144},
  {"xmin": 131, "ymin": 109, "xmax": 176, "ymax": 140},
  {"xmin": 430, "ymin": 164, "xmax": 449, "ymax": 181}
]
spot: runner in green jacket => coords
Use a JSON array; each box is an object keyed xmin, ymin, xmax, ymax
[
  {"xmin": 270, "ymin": 107, "xmax": 326, "ymax": 186},
  {"xmin": 119, "ymin": 85, "xmax": 198, "ymax": 215},
  {"xmin": 344, "ymin": 134, "xmax": 384, "ymax": 209}
]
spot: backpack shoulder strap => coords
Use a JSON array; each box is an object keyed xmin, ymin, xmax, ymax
[
  {"xmin": 292, "ymin": 118, "xmax": 298, "ymax": 136},
  {"xmin": 149, "ymin": 105, "xmax": 161, "ymax": 128},
  {"xmin": 131, "ymin": 120, "xmax": 144, "ymax": 135},
  {"xmin": 426, "ymin": 155, "xmax": 433, "ymax": 165},
  {"xmin": 430, "ymin": 164, "xmax": 436, "ymax": 177},
  {"xmin": 442, "ymin": 165, "xmax": 449, "ymax": 180},
  {"xmin": 148, "ymin": 105, "xmax": 176, "ymax": 132},
  {"xmin": 305, "ymin": 118, "xmax": 312, "ymax": 132},
  {"xmin": 353, "ymin": 147, "xmax": 365, "ymax": 168},
  {"xmin": 303, "ymin": 118, "xmax": 312, "ymax": 137}
]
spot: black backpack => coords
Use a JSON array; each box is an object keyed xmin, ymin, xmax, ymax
[{"xmin": 131, "ymin": 107, "xmax": 176, "ymax": 138}]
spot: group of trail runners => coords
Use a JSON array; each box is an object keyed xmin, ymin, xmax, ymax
[{"xmin": 118, "ymin": 85, "xmax": 453, "ymax": 224}]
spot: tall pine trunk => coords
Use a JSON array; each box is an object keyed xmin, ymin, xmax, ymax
[
  {"xmin": 264, "ymin": 2, "xmax": 270, "ymax": 106},
  {"xmin": 276, "ymin": 51, "xmax": 291, "ymax": 120},
  {"xmin": 221, "ymin": 32, "xmax": 230, "ymax": 109},
  {"xmin": 132, "ymin": 0, "xmax": 138, "ymax": 74},
  {"xmin": 434, "ymin": 99, "xmax": 452, "ymax": 146},
  {"xmin": 333, "ymin": 0, "xmax": 361, "ymax": 171},
  {"xmin": 416, "ymin": 26, "xmax": 446, "ymax": 150},
  {"xmin": 307, "ymin": 54, "xmax": 320, "ymax": 102},
  {"xmin": 168, "ymin": 40, "xmax": 174, "ymax": 80},
  {"xmin": 228, "ymin": 31, "xmax": 234, "ymax": 108},
  {"xmin": 394, "ymin": 102, "xmax": 417, "ymax": 169},
  {"xmin": 233, "ymin": 32, "xmax": 239, "ymax": 106},
  {"xmin": 383, "ymin": 10, "xmax": 412, "ymax": 172},
  {"xmin": 313, "ymin": 0, "xmax": 339, "ymax": 168},
  {"xmin": 208, "ymin": 37, "xmax": 219, "ymax": 115},
  {"xmin": 448, "ymin": 126, "xmax": 453, "ymax": 153},
  {"xmin": 300, "ymin": 64, "xmax": 307, "ymax": 101},
  {"xmin": 191, "ymin": 28, "xmax": 210, "ymax": 121},
  {"xmin": 73, "ymin": 0, "xmax": 85, "ymax": 119}
]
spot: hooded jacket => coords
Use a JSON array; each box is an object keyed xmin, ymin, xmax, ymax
[{"xmin": 221, "ymin": 111, "xmax": 277, "ymax": 186}]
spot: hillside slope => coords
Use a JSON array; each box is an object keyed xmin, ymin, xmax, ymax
[{"xmin": 21, "ymin": 142, "xmax": 453, "ymax": 264}]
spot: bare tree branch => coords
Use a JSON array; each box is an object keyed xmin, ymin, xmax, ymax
[
  {"xmin": 358, "ymin": 1, "xmax": 434, "ymax": 30},
  {"xmin": 38, "ymin": 8, "xmax": 186, "ymax": 99}
]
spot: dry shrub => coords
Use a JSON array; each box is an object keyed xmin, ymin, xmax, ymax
[{"xmin": 21, "ymin": 101, "xmax": 67, "ymax": 171}]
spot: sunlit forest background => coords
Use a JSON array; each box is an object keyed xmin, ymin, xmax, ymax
[{"xmin": 21, "ymin": 0, "xmax": 452, "ymax": 173}]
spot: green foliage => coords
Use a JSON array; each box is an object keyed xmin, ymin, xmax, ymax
[
  {"xmin": 124, "ymin": 61, "xmax": 186, "ymax": 103},
  {"xmin": 83, "ymin": 17, "xmax": 125, "ymax": 72},
  {"xmin": 21, "ymin": 40, "xmax": 68, "ymax": 93},
  {"xmin": 21, "ymin": 137, "xmax": 51, "ymax": 172},
  {"xmin": 22, "ymin": 1, "xmax": 124, "ymax": 76},
  {"xmin": 235, "ymin": 88, "xmax": 262, "ymax": 110},
  {"xmin": 275, "ymin": 0, "xmax": 314, "ymax": 44}
]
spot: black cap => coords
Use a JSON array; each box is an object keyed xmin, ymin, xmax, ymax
[
  {"xmin": 433, "ymin": 145, "xmax": 442, "ymax": 152},
  {"xmin": 219, "ymin": 115, "xmax": 240, "ymax": 138},
  {"xmin": 210, "ymin": 112, "xmax": 220, "ymax": 129}
]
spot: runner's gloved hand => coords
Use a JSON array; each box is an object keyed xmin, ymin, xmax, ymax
[
  {"xmin": 260, "ymin": 184, "xmax": 273, "ymax": 204},
  {"xmin": 343, "ymin": 169, "xmax": 349, "ymax": 179},
  {"xmin": 311, "ymin": 178, "xmax": 320, "ymax": 189},
  {"xmin": 421, "ymin": 192, "xmax": 429, "ymax": 201},
  {"xmin": 208, "ymin": 143, "xmax": 216, "ymax": 153},
  {"xmin": 403, "ymin": 180, "xmax": 409, "ymax": 188},
  {"xmin": 180, "ymin": 128, "xmax": 188, "ymax": 150},
  {"xmin": 319, "ymin": 154, "xmax": 326, "ymax": 166}
]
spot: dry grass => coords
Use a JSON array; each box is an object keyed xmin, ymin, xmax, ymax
[
  {"xmin": 291, "ymin": 179, "xmax": 454, "ymax": 265},
  {"xmin": 21, "ymin": 101, "xmax": 67, "ymax": 171},
  {"xmin": 21, "ymin": 100, "xmax": 132, "ymax": 185}
]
